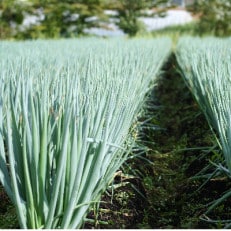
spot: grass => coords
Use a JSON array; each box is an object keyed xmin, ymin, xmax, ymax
[{"xmin": 148, "ymin": 21, "xmax": 199, "ymax": 46}]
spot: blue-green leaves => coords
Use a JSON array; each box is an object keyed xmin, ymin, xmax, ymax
[
  {"xmin": 0, "ymin": 38, "xmax": 171, "ymax": 228},
  {"xmin": 176, "ymin": 36, "xmax": 231, "ymax": 173}
]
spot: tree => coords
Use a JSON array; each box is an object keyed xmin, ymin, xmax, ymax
[
  {"xmin": 0, "ymin": 0, "xmax": 30, "ymax": 39},
  {"xmin": 108, "ymin": 0, "xmax": 171, "ymax": 37},
  {"xmin": 36, "ymin": 0, "xmax": 107, "ymax": 38},
  {"xmin": 1, "ymin": 0, "xmax": 107, "ymax": 39},
  {"xmin": 191, "ymin": 0, "xmax": 231, "ymax": 37}
]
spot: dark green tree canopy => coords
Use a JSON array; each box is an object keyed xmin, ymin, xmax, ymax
[
  {"xmin": 0, "ymin": 0, "xmax": 171, "ymax": 39},
  {"xmin": 109, "ymin": 0, "xmax": 171, "ymax": 36},
  {"xmin": 191, "ymin": 0, "xmax": 231, "ymax": 37}
]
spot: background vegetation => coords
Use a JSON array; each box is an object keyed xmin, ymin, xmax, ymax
[
  {"xmin": 1, "ymin": 0, "xmax": 231, "ymax": 40},
  {"xmin": 0, "ymin": 0, "xmax": 170, "ymax": 39},
  {"xmin": 190, "ymin": 0, "xmax": 231, "ymax": 37}
]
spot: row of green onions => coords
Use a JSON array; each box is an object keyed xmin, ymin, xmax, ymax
[
  {"xmin": 176, "ymin": 36, "xmax": 231, "ymax": 173},
  {"xmin": 0, "ymin": 38, "xmax": 171, "ymax": 228},
  {"xmin": 176, "ymin": 36, "xmax": 231, "ymax": 225}
]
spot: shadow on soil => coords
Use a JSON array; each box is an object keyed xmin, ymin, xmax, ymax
[{"xmin": 133, "ymin": 53, "xmax": 231, "ymax": 229}]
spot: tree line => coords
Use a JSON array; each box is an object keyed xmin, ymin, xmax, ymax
[{"xmin": 0, "ymin": 0, "xmax": 230, "ymax": 40}]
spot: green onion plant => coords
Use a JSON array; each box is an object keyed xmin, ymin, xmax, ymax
[
  {"xmin": 176, "ymin": 36, "xmax": 231, "ymax": 222},
  {"xmin": 0, "ymin": 38, "xmax": 171, "ymax": 228}
]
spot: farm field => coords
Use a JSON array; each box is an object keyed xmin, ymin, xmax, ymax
[
  {"xmin": 0, "ymin": 38, "xmax": 171, "ymax": 229},
  {"xmin": 1, "ymin": 36, "xmax": 231, "ymax": 229}
]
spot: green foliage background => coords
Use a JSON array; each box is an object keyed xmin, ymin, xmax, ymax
[
  {"xmin": 190, "ymin": 0, "xmax": 231, "ymax": 37},
  {"xmin": 0, "ymin": 0, "xmax": 107, "ymax": 39},
  {"xmin": 1, "ymin": 0, "xmax": 231, "ymax": 39},
  {"xmin": 0, "ymin": 0, "xmax": 171, "ymax": 39}
]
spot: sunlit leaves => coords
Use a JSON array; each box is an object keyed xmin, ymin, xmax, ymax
[{"xmin": 0, "ymin": 38, "xmax": 171, "ymax": 228}]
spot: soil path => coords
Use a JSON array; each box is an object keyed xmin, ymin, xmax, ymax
[{"xmin": 137, "ymin": 53, "xmax": 215, "ymax": 228}]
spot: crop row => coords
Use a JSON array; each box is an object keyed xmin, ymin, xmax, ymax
[
  {"xmin": 0, "ymin": 38, "xmax": 171, "ymax": 228},
  {"xmin": 1, "ymin": 36, "xmax": 231, "ymax": 229},
  {"xmin": 176, "ymin": 36, "xmax": 231, "ymax": 225}
]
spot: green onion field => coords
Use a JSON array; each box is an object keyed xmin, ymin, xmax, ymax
[{"xmin": 1, "ymin": 36, "xmax": 231, "ymax": 228}]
